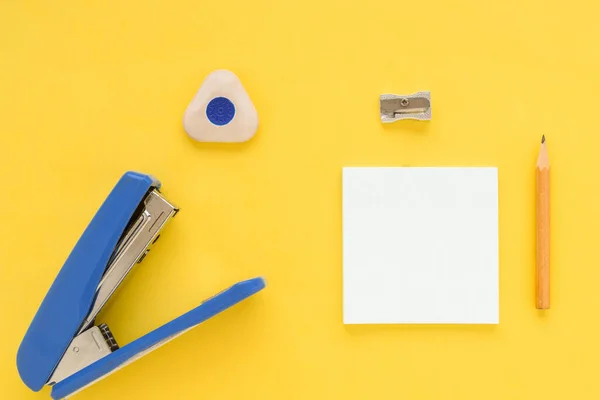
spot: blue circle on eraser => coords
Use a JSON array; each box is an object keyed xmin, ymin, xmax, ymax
[{"xmin": 206, "ymin": 97, "xmax": 235, "ymax": 126}]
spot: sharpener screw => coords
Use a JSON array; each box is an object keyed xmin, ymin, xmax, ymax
[
  {"xmin": 73, "ymin": 346, "xmax": 79, "ymax": 353},
  {"xmin": 400, "ymin": 98, "xmax": 409, "ymax": 107}
]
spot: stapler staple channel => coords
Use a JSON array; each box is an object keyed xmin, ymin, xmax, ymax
[{"xmin": 17, "ymin": 172, "xmax": 266, "ymax": 399}]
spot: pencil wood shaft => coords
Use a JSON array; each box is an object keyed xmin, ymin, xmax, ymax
[{"xmin": 536, "ymin": 140, "xmax": 550, "ymax": 309}]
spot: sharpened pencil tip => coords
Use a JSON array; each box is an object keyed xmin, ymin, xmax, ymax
[{"xmin": 541, "ymin": 135, "xmax": 546, "ymax": 144}]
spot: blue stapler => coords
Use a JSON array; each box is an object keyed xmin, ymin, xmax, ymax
[{"xmin": 17, "ymin": 172, "xmax": 266, "ymax": 399}]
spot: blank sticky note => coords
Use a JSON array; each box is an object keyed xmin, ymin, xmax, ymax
[{"xmin": 342, "ymin": 167, "xmax": 499, "ymax": 324}]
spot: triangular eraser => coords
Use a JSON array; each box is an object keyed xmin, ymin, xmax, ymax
[{"xmin": 183, "ymin": 70, "xmax": 258, "ymax": 143}]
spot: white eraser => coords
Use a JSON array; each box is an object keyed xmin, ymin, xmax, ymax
[{"xmin": 183, "ymin": 70, "xmax": 258, "ymax": 143}]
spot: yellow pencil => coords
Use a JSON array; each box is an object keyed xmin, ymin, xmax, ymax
[{"xmin": 536, "ymin": 135, "xmax": 550, "ymax": 309}]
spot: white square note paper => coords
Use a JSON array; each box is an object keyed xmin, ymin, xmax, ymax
[{"xmin": 343, "ymin": 167, "xmax": 498, "ymax": 324}]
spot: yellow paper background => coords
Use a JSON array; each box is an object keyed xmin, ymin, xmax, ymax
[{"xmin": 1, "ymin": 1, "xmax": 598, "ymax": 399}]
